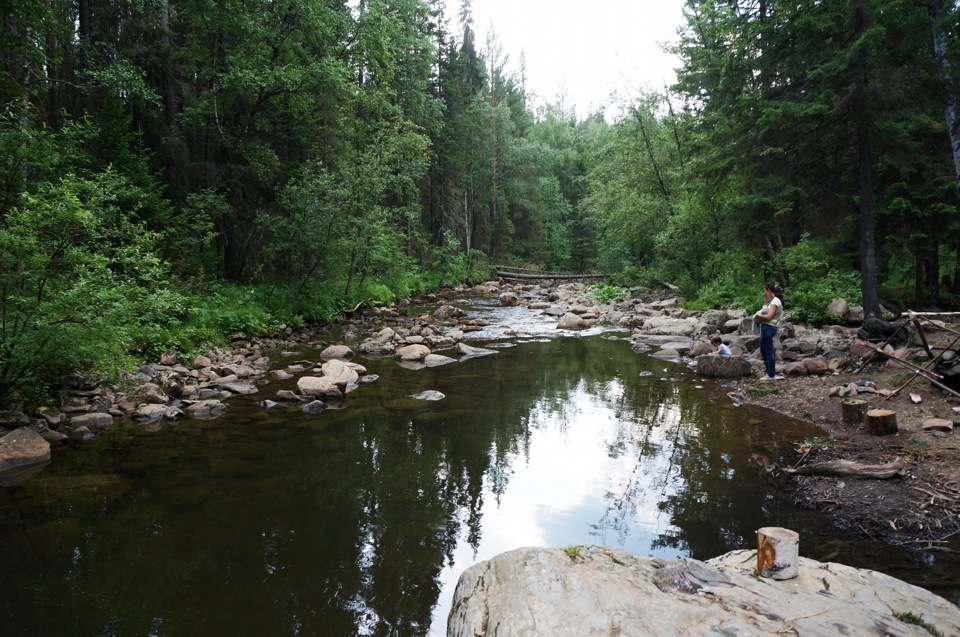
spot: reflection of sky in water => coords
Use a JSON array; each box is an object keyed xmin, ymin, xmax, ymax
[
  {"xmin": 458, "ymin": 296, "xmax": 626, "ymax": 341},
  {"xmin": 431, "ymin": 377, "xmax": 687, "ymax": 635}
]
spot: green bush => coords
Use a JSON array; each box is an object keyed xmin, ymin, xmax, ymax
[
  {"xmin": 693, "ymin": 248, "xmax": 764, "ymax": 309},
  {"xmin": 787, "ymin": 270, "xmax": 862, "ymax": 324},
  {"xmin": 0, "ymin": 170, "xmax": 186, "ymax": 401}
]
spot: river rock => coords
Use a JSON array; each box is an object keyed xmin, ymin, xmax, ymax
[
  {"xmin": 448, "ymin": 546, "xmax": 960, "ymax": 637},
  {"xmin": 321, "ymin": 359, "xmax": 360, "ymax": 387},
  {"xmin": 132, "ymin": 404, "xmax": 168, "ymax": 423},
  {"xmin": 69, "ymin": 412, "xmax": 114, "ymax": 431},
  {"xmin": 297, "ymin": 376, "xmax": 343, "ymax": 399},
  {"xmin": 424, "ymin": 354, "xmax": 457, "ymax": 367},
  {"xmin": 701, "ymin": 309, "xmax": 729, "ymax": 328},
  {"xmin": 0, "ymin": 428, "xmax": 51, "ymax": 472},
  {"xmin": 183, "ymin": 400, "xmax": 227, "ymax": 419},
  {"xmin": 410, "ymin": 391, "xmax": 445, "ymax": 401},
  {"xmin": 192, "ymin": 354, "xmax": 213, "ymax": 368},
  {"xmin": 0, "ymin": 410, "xmax": 30, "ymax": 429},
  {"xmin": 301, "ymin": 400, "xmax": 327, "ymax": 414},
  {"xmin": 319, "ymin": 345, "xmax": 354, "ymax": 360},
  {"xmin": 359, "ymin": 327, "xmax": 397, "ymax": 354},
  {"xmin": 434, "ymin": 304, "xmax": 465, "ymax": 319},
  {"xmin": 688, "ymin": 341, "xmax": 712, "ymax": 357},
  {"xmin": 557, "ymin": 312, "xmax": 588, "ymax": 329},
  {"xmin": 425, "ymin": 335, "xmax": 456, "ymax": 350},
  {"xmin": 825, "ymin": 297, "xmax": 849, "ymax": 319},
  {"xmin": 396, "ymin": 344, "xmax": 431, "ymax": 362},
  {"xmin": 457, "ymin": 343, "xmax": 497, "ymax": 358},
  {"xmin": 499, "ymin": 292, "xmax": 520, "ymax": 306},
  {"xmin": 65, "ymin": 425, "xmax": 95, "ymax": 442},
  {"xmin": 696, "ymin": 354, "xmax": 753, "ymax": 378},
  {"xmin": 802, "ymin": 356, "xmax": 831, "ymax": 376},
  {"xmin": 923, "ymin": 418, "xmax": 954, "ymax": 432},
  {"xmin": 34, "ymin": 406, "xmax": 62, "ymax": 427},
  {"xmin": 216, "ymin": 380, "xmax": 259, "ymax": 395},
  {"xmin": 639, "ymin": 317, "xmax": 697, "ymax": 337}
]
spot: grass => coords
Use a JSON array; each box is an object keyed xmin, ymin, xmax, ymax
[
  {"xmin": 894, "ymin": 611, "xmax": 943, "ymax": 637},
  {"xmin": 746, "ymin": 383, "xmax": 780, "ymax": 398},
  {"xmin": 561, "ymin": 545, "xmax": 584, "ymax": 560}
]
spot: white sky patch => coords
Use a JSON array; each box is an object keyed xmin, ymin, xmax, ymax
[{"xmin": 448, "ymin": 0, "xmax": 687, "ymax": 118}]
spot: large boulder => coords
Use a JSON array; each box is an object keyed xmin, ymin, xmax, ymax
[
  {"xmin": 297, "ymin": 376, "xmax": 343, "ymax": 399},
  {"xmin": 696, "ymin": 354, "xmax": 753, "ymax": 378},
  {"xmin": 825, "ymin": 297, "xmax": 849, "ymax": 319},
  {"xmin": 448, "ymin": 546, "xmax": 960, "ymax": 637},
  {"xmin": 557, "ymin": 312, "xmax": 588, "ymax": 329},
  {"xmin": 69, "ymin": 412, "xmax": 114, "ymax": 431},
  {"xmin": 0, "ymin": 427, "xmax": 51, "ymax": 472},
  {"xmin": 321, "ymin": 358, "xmax": 360, "ymax": 387}
]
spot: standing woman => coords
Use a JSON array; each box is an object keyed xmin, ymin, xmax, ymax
[{"xmin": 754, "ymin": 282, "xmax": 783, "ymax": 381}]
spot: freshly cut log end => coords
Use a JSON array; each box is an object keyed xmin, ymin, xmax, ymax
[
  {"xmin": 865, "ymin": 409, "xmax": 898, "ymax": 436},
  {"xmin": 841, "ymin": 398, "xmax": 868, "ymax": 425},
  {"xmin": 757, "ymin": 527, "xmax": 799, "ymax": 580}
]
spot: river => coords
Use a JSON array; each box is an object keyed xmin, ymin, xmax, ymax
[{"xmin": 0, "ymin": 295, "xmax": 957, "ymax": 636}]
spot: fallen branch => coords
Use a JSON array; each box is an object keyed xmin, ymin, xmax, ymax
[
  {"xmin": 782, "ymin": 459, "xmax": 905, "ymax": 479},
  {"xmin": 911, "ymin": 485, "xmax": 956, "ymax": 502}
]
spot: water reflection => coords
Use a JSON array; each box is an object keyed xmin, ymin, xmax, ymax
[{"xmin": 0, "ymin": 332, "xmax": 957, "ymax": 637}]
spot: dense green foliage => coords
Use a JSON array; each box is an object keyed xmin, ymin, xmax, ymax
[{"xmin": 1, "ymin": 0, "xmax": 960, "ymax": 398}]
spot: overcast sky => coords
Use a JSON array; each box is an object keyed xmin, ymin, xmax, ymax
[{"xmin": 444, "ymin": 0, "xmax": 688, "ymax": 118}]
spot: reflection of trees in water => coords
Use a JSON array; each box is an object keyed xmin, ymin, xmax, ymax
[{"xmin": 2, "ymin": 335, "xmax": 822, "ymax": 637}]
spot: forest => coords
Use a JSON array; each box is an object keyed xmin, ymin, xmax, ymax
[{"xmin": 1, "ymin": 0, "xmax": 959, "ymax": 400}]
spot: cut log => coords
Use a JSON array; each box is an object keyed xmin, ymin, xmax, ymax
[
  {"xmin": 841, "ymin": 398, "xmax": 868, "ymax": 425},
  {"xmin": 756, "ymin": 527, "xmax": 799, "ymax": 580},
  {"xmin": 865, "ymin": 408, "xmax": 898, "ymax": 436},
  {"xmin": 782, "ymin": 459, "xmax": 905, "ymax": 479}
]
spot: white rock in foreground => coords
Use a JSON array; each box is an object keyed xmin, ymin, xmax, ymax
[{"xmin": 448, "ymin": 546, "xmax": 960, "ymax": 637}]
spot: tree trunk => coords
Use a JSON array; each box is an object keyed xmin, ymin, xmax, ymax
[
  {"xmin": 756, "ymin": 527, "xmax": 799, "ymax": 580},
  {"xmin": 865, "ymin": 409, "xmax": 898, "ymax": 435},
  {"xmin": 857, "ymin": 92, "xmax": 882, "ymax": 319},
  {"xmin": 928, "ymin": 0, "xmax": 960, "ymax": 189},
  {"xmin": 841, "ymin": 398, "xmax": 867, "ymax": 425},
  {"xmin": 928, "ymin": 0, "xmax": 960, "ymax": 295}
]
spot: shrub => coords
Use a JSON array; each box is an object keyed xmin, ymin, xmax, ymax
[{"xmin": 0, "ymin": 170, "xmax": 186, "ymax": 401}]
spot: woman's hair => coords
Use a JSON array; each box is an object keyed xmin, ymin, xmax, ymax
[{"xmin": 764, "ymin": 281, "xmax": 784, "ymax": 303}]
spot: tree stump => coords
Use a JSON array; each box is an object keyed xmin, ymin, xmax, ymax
[
  {"xmin": 865, "ymin": 409, "xmax": 898, "ymax": 436},
  {"xmin": 756, "ymin": 527, "xmax": 799, "ymax": 580},
  {"xmin": 841, "ymin": 398, "xmax": 868, "ymax": 425}
]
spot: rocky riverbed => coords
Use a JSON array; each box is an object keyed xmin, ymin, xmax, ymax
[{"xmin": 2, "ymin": 279, "xmax": 959, "ymax": 553}]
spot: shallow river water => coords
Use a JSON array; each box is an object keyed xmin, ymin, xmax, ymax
[{"xmin": 1, "ymin": 296, "xmax": 959, "ymax": 636}]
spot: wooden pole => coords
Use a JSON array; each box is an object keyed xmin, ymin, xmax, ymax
[
  {"xmin": 854, "ymin": 321, "xmax": 908, "ymax": 374},
  {"xmin": 913, "ymin": 318, "xmax": 934, "ymax": 359},
  {"xmin": 859, "ymin": 342, "xmax": 960, "ymax": 400},
  {"xmin": 887, "ymin": 330, "xmax": 960, "ymax": 399}
]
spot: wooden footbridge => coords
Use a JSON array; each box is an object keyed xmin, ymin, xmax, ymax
[{"xmin": 493, "ymin": 265, "xmax": 607, "ymax": 281}]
